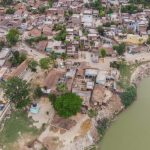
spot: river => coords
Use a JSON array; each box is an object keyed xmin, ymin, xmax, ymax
[{"xmin": 100, "ymin": 77, "xmax": 150, "ymax": 150}]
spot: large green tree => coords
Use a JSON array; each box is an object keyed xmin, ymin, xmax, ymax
[
  {"xmin": 39, "ymin": 57, "xmax": 51, "ymax": 69},
  {"xmin": 54, "ymin": 93, "xmax": 82, "ymax": 118},
  {"xmin": 2, "ymin": 77, "xmax": 30, "ymax": 108},
  {"xmin": 6, "ymin": 28, "xmax": 19, "ymax": 46},
  {"xmin": 121, "ymin": 85, "xmax": 137, "ymax": 108}
]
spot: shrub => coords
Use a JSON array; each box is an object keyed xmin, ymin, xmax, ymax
[{"xmin": 121, "ymin": 85, "xmax": 137, "ymax": 108}]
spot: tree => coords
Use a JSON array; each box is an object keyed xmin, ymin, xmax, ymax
[
  {"xmin": 2, "ymin": 77, "xmax": 30, "ymax": 109},
  {"xmin": 97, "ymin": 26, "xmax": 104, "ymax": 36},
  {"xmin": 10, "ymin": 51, "xmax": 27, "ymax": 67},
  {"xmin": 100, "ymin": 48, "xmax": 106, "ymax": 58},
  {"xmin": 39, "ymin": 57, "xmax": 50, "ymax": 69},
  {"xmin": 28, "ymin": 60, "xmax": 38, "ymax": 72},
  {"xmin": 57, "ymin": 83, "xmax": 68, "ymax": 94},
  {"xmin": 6, "ymin": 7, "xmax": 15, "ymax": 14},
  {"xmin": 1, "ymin": 0, "xmax": 13, "ymax": 5},
  {"xmin": 34, "ymin": 86, "xmax": 43, "ymax": 98},
  {"xmin": 54, "ymin": 93, "xmax": 82, "ymax": 118},
  {"xmin": 147, "ymin": 36, "xmax": 150, "ymax": 44},
  {"xmin": 49, "ymin": 51, "xmax": 57, "ymax": 67},
  {"xmin": 61, "ymin": 52, "xmax": 68, "ymax": 61},
  {"xmin": 6, "ymin": 28, "xmax": 19, "ymax": 46},
  {"xmin": 121, "ymin": 85, "xmax": 137, "ymax": 108},
  {"xmin": 113, "ymin": 43, "xmax": 126, "ymax": 55}
]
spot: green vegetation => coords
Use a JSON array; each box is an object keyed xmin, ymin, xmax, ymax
[
  {"xmin": 113, "ymin": 43, "xmax": 126, "ymax": 56},
  {"xmin": 28, "ymin": 60, "xmax": 38, "ymax": 72},
  {"xmin": 97, "ymin": 118, "xmax": 109, "ymax": 136},
  {"xmin": 91, "ymin": 0, "xmax": 105, "ymax": 17},
  {"xmin": 9, "ymin": 51, "xmax": 27, "ymax": 67},
  {"xmin": 39, "ymin": 57, "xmax": 51, "ymax": 69},
  {"xmin": 88, "ymin": 109, "xmax": 97, "ymax": 118},
  {"xmin": 53, "ymin": 93, "xmax": 82, "ymax": 118},
  {"xmin": 2, "ymin": 77, "xmax": 30, "ymax": 109},
  {"xmin": 57, "ymin": 83, "xmax": 68, "ymax": 94},
  {"xmin": 54, "ymin": 28, "xmax": 67, "ymax": 42},
  {"xmin": 6, "ymin": 7, "xmax": 15, "ymax": 14},
  {"xmin": 147, "ymin": 36, "xmax": 150, "ymax": 44},
  {"xmin": 1, "ymin": 0, "xmax": 13, "ymax": 5},
  {"xmin": 129, "ymin": 0, "xmax": 150, "ymax": 7},
  {"xmin": 34, "ymin": 86, "xmax": 43, "ymax": 98},
  {"xmin": 0, "ymin": 41, "xmax": 5, "ymax": 51},
  {"xmin": 0, "ymin": 110, "xmax": 38, "ymax": 145},
  {"xmin": 121, "ymin": 85, "xmax": 137, "ymax": 108},
  {"xmin": 6, "ymin": 28, "xmax": 19, "ymax": 46},
  {"xmin": 97, "ymin": 26, "xmax": 105, "ymax": 36},
  {"xmin": 38, "ymin": 5, "xmax": 47, "ymax": 14},
  {"xmin": 25, "ymin": 35, "xmax": 47, "ymax": 45},
  {"xmin": 100, "ymin": 48, "xmax": 107, "ymax": 58},
  {"xmin": 61, "ymin": 52, "xmax": 68, "ymax": 61},
  {"xmin": 121, "ymin": 4, "xmax": 140, "ymax": 14}
]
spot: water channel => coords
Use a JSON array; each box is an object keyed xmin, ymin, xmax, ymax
[{"xmin": 100, "ymin": 77, "xmax": 150, "ymax": 150}]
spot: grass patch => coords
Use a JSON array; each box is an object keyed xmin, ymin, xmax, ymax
[{"xmin": 0, "ymin": 110, "xmax": 38, "ymax": 145}]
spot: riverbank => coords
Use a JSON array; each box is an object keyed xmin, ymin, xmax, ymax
[
  {"xmin": 97, "ymin": 61, "xmax": 150, "ymax": 149},
  {"xmin": 100, "ymin": 77, "xmax": 150, "ymax": 150},
  {"xmin": 131, "ymin": 62, "xmax": 150, "ymax": 85}
]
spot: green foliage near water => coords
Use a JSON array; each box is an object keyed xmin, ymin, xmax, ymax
[
  {"xmin": 97, "ymin": 118, "xmax": 109, "ymax": 136},
  {"xmin": 121, "ymin": 85, "xmax": 137, "ymax": 108},
  {"xmin": 53, "ymin": 93, "xmax": 82, "ymax": 118}
]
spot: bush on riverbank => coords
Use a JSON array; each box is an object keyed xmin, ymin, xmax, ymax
[
  {"xmin": 121, "ymin": 85, "xmax": 137, "ymax": 108},
  {"xmin": 97, "ymin": 118, "xmax": 109, "ymax": 137}
]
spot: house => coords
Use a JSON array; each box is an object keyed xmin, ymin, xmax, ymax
[
  {"xmin": 36, "ymin": 41, "xmax": 48, "ymax": 52},
  {"xmin": 85, "ymin": 68, "xmax": 98, "ymax": 78},
  {"xmin": 92, "ymin": 85, "xmax": 105, "ymax": 106},
  {"xmin": 44, "ymin": 69, "xmax": 65, "ymax": 92},
  {"xmin": 46, "ymin": 41, "xmax": 65, "ymax": 54},
  {"xmin": 29, "ymin": 28, "xmax": 41, "ymax": 37},
  {"xmin": 96, "ymin": 71, "xmax": 107, "ymax": 85},
  {"xmin": 4, "ymin": 60, "xmax": 28, "ymax": 80}
]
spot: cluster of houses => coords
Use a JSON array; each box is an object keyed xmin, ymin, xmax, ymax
[
  {"xmin": 0, "ymin": 0, "xmax": 150, "ymax": 120},
  {"xmin": 43, "ymin": 61, "xmax": 119, "ymax": 112}
]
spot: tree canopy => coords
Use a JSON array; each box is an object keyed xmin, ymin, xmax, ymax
[
  {"xmin": 28, "ymin": 60, "xmax": 38, "ymax": 72},
  {"xmin": 113, "ymin": 43, "xmax": 126, "ymax": 55},
  {"xmin": 39, "ymin": 57, "xmax": 51, "ymax": 69},
  {"xmin": 54, "ymin": 93, "xmax": 82, "ymax": 118},
  {"xmin": 121, "ymin": 85, "xmax": 137, "ymax": 108},
  {"xmin": 100, "ymin": 48, "xmax": 107, "ymax": 58},
  {"xmin": 9, "ymin": 51, "xmax": 27, "ymax": 67},
  {"xmin": 2, "ymin": 77, "xmax": 30, "ymax": 108},
  {"xmin": 6, "ymin": 28, "xmax": 19, "ymax": 46}
]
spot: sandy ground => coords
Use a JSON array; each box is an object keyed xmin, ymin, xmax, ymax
[
  {"xmin": 38, "ymin": 114, "xmax": 94, "ymax": 150},
  {"xmin": 28, "ymin": 98, "xmax": 54, "ymax": 129}
]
